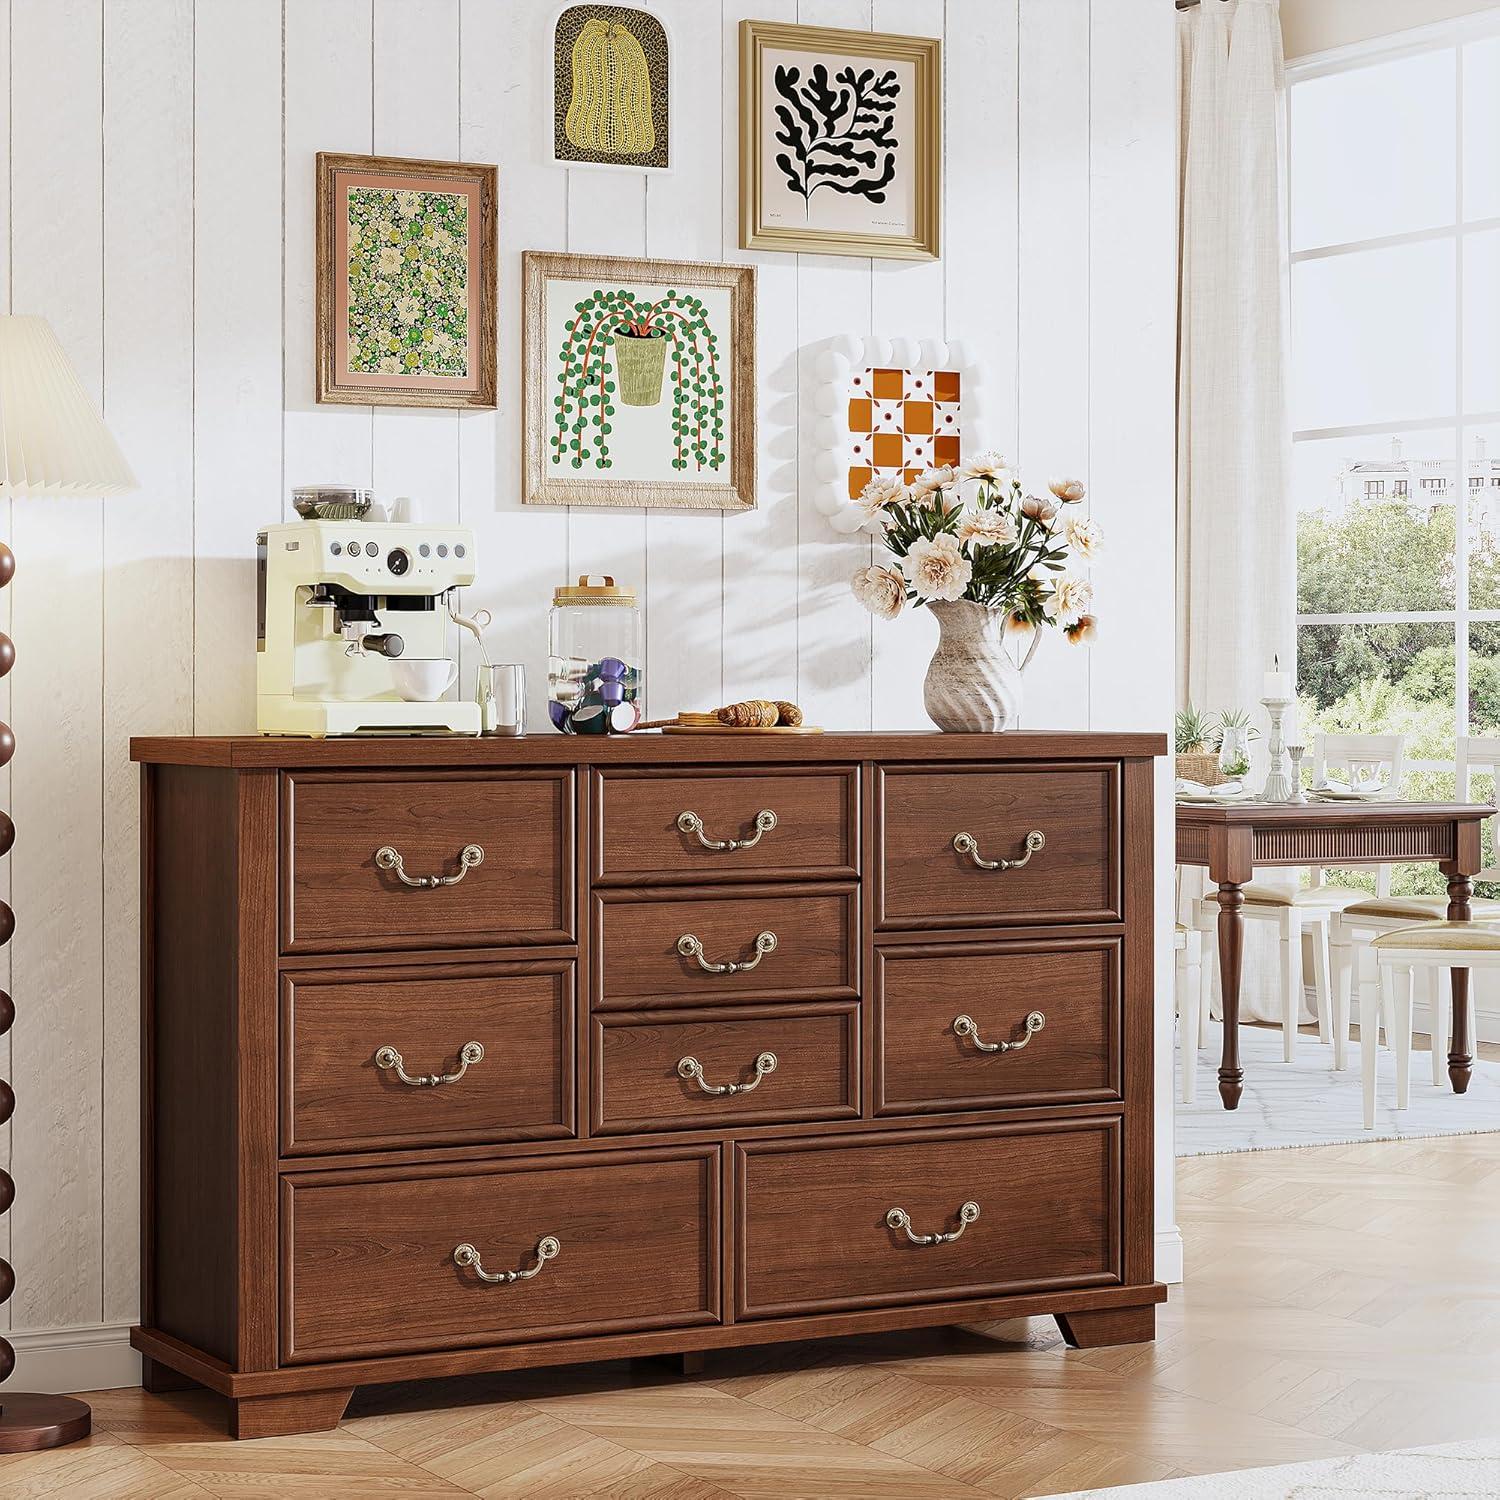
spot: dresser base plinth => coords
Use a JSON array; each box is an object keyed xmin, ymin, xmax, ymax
[
  {"xmin": 1055, "ymin": 1303, "xmax": 1156, "ymax": 1349},
  {"xmin": 230, "ymin": 1387, "xmax": 354, "ymax": 1441}
]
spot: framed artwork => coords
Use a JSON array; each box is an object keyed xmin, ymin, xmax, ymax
[
  {"xmin": 739, "ymin": 20, "xmax": 940, "ymax": 261},
  {"xmin": 315, "ymin": 152, "xmax": 497, "ymax": 409},
  {"xmin": 522, "ymin": 251, "xmax": 756, "ymax": 510},
  {"xmin": 554, "ymin": 4, "xmax": 671, "ymax": 172}
]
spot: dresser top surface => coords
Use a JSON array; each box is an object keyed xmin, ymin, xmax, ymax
[{"xmin": 130, "ymin": 729, "xmax": 1166, "ymax": 769}]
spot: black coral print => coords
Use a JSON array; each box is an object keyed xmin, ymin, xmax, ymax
[{"xmin": 772, "ymin": 62, "xmax": 899, "ymax": 208}]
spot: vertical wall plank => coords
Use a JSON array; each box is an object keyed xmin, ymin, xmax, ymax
[
  {"xmin": 9, "ymin": 0, "xmax": 106, "ymax": 1331},
  {"xmin": 194, "ymin": 0, "xmax": 281, "ymax": 735},
  {"xmin": 285, "ymin": 0, "xmax": 374, "ymax": 494},
  {"xmin": 643, "ymin": 0, "xmax": 726, "ymax": 719},
  {"xmin": 1017, "ymin": 0, "xmax": 1091, "ymax": 730},
  {"xmin": 102, "ymin": 0, "xmax": 195, "ymax": 1327},
  {"xmin": 0, "ymin": 0, "xmax": 13, "ymax": 1321},
  {"xmin": 459, "ymin": 0, "xmax": 569, "ymax": 729},
  {"xmin": 372, "ymin": 0, "xmax": 461, "ymax": 525}
]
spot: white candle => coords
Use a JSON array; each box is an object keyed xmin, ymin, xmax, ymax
[{"xmin": 1263, "ymin": 657, "xmax": 1292, "ymax": 699}]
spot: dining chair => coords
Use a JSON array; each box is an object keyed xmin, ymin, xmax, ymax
[
  {"xmin": 1196, "ymin": 731, "xmax": 1409, "ymax": 1063},
  {"xmin": 1175, "ymin": 922, "xmax": 1203, "ymax": 1104},
  {"xmin": 1332, "ymin": 735, "xmax": 1500, "ymax": 1075}
]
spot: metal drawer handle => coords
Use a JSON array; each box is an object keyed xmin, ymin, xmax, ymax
[
  {"xmin": 375, "ymin": 1040, "xmax": 483, "ymax": 1087},
  {"xmin": 678, "ymin": 1050, "xmax": 777, "ymax": 1095},
  {"xmin": 677, "ymin": 808, "xmax": 777, "ymax": 852},
  {"xmin": 453, "ymin": 1234, "xmax": 560, "ymax": 1285},
  {"xmin": 886, "ymin": 1201, "xmax": 980, "ymax": 1247},
  {"xmin": 952, "ymin": 829, "xmax": 1044, "ymax": 871},
  {"xmin": 375, "ymin": 843, "xmax": 484, "ymax": 889},
  {"xmin": 677, "ymin": 930, "xmax": 777, "ymax": 974},
  {"xmin": 953, "ymin": 1011, "xmax": 1045, "ymax": 1054}
]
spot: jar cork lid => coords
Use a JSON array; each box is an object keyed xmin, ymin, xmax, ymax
[{"xmin": 553, "ymin": 574, "xmax": 637, "ymax": 607}]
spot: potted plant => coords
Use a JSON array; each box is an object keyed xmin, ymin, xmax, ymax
[
  {"xmin": 1174, "ymin": 703, "xmax": 1223, "ymax": 786},
  {"xmin": 849, "ymin": 455, "xmax": 1099, "ymax": 731}
]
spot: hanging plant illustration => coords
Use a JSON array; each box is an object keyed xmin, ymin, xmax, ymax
[
  {"xmin": 551, "ymin": 287, "xmax": 726, "ymax": 473},
  {"xmin": 772, "ymin": 62, "xmax": 899, "ymax": 208}
]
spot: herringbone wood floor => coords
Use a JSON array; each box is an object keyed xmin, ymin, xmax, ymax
[{"xmin": 9, "ymin": 1124, "xmax": 1500, "ymax": 1499}]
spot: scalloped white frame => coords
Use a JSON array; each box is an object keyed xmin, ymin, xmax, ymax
[{"xmin": 810, "ymin": 336, "xmax": 988, "ymax": 534}]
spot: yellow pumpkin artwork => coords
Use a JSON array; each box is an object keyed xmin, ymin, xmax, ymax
[{"xmin": 565, "ymin": 17, "xmax": 655, "ymax": 156}]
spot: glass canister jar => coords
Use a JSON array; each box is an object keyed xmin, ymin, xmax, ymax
[{"xmin": 548, "ymin": 575, "xmax": 643, "ymax": 734}]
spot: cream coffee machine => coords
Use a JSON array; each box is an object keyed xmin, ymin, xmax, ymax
[{"xmin": 257, "ymin": 514, "xmax": 481, "ymax": 736}]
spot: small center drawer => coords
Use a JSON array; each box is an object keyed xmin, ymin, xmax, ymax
[
  {"xmin": 281, "ymin": 1145, "xmax": 720, "ymax": 1362},
  {"xmin": 593, "ymin": 767, "xmax": 858, "ymax": 884},
  {"xmin": 874, "ymin": 939, "xmax": 1120, "ymax": 1115},
  {"xmin": 874, "ymin": 763, "xmax": 1120, "ymax": 929},
  {"xmin": 280, "ymin": 962, "xmax": 575, "ymax": 1155},
  {"xmin": 282, "ymin": 771, "xmax": 574, "ymax": 953},
  {"xmin": 593, "ymin": 885, "xmax": 858, "ymax": 1008},
  {"xmin": 735, "ymin": 1120, "xmax": 1119, "ymax": 1320},
  {"xmin": 592, "ymin": 1003, "xmax": 859, "ymax": 1133}
]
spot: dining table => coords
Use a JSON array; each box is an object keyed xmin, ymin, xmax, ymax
[{"xmin": 1175, "ymin": 798, "xmax": 1496, "ymax": 1110}]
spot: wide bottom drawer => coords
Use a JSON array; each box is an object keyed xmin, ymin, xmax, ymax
[
  {"xmin": 281, "ymin": 1146, "xmax": 720, "ymax": 1362},
  {"xmin": 735, "ymin": 1119, "xmax": 1120, "ymax": 1320}
]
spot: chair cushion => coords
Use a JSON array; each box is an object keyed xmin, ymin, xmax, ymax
[
  {"xmin": 1240, "ymin": 882, "xmax": 1370, "ymax": 910},
  {"xmin": 1373, "ymin": 921, "xmax": 1500, "ymax": 954},
  {"xmin": 1341, "ymin": 894, "xmax": 1500, "ymax": 922}
]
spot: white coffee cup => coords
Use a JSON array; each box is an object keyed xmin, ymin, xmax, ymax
[{"xmin": 390, "ymin": 657, "xmax": 458, "ymax": 703}]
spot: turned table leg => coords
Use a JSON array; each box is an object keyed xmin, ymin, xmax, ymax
[
  {"xmin": 1216, "ymin": 882, "xmax": 1246, "ymax": 1110},
  {"xmin": 1447, "ymin": 872, "xmax": 1474, "ymax": 1094}
]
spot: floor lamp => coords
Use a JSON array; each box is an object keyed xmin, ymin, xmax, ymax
[{"xmin": 0, "ymin": 315, "xmax": 136, "ymax": 1450}]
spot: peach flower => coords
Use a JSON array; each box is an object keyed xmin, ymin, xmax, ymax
[
  {"xmin": 901, "ymin": 533, "xmax": 972, "ymax": 602},
  {"xmin": 850, "ymin": 564, "xmax": 906, "ymax": 620}
]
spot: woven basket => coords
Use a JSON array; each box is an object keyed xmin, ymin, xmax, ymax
[{"xmin": 1175, "ymin": 752, "xmax": 1227, "ymax": 787}]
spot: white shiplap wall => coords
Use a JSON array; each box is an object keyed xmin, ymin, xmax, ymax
[{"xmin": 0, "ymin": 0, "xmax": 1177, "ymax": 1389}]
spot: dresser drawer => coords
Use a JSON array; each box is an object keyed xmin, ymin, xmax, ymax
[
  {"xmin": 874, "ymin": 764, "xmax": 1120, "ymax": 929},
  {"xmin": 593, "ymin": 885, "xmax": 858, "ymax": 1009},
  {"xmin": 592, "ymin": 1003, "xmax": 859, "ymax": 1134},
  {"xmin": 874, "ymin": 939, "xmax": 1120, "ymax": 1116},
  {"xmin": 735, "ymin": 1120, "xmax": 1119, "ymax": 1320},
  {"xmin": 280, "ymin": 962, "xmax": 575, "ymax": 1155},
  {"xmin": 281, "ymin": 1145, "xmax": 719, "ymax": 1362},
  {"xmin": 282, "ymin": 771, "xmax": 574, "ymax": 954},
  {"xmin": 593, "ymin": 767, "xmax": 858, "ymax": 884}
]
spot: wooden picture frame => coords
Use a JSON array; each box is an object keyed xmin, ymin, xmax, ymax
[
  {"xmin": 739, "ymin": 20, "xmax": 941, "ymax": 262},
  {"xmin": 522, "ymin": 251, "xmax": 756, "ymax": 511},
  {"xmin": 316, "ymin": 152, "xmax": 497, "ymax": 409}
]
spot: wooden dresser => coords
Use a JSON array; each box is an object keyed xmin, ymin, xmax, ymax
[{"xmin": 129, "ymin": 730, "xmax": 1165, "ymax": 1438}]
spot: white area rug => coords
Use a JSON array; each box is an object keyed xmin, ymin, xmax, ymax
[
  {"xmin": 1051, "ymin": 1438, "xmax": 1500, "ymax": 1497},
  {"xmin": 1175, "ymin": 1021, "xmax": 1500, "ymax": 1155}
]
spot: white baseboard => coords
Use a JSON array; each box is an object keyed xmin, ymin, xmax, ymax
[
  {"xmin": 1155, "ymin": 1226, "xmax": 1183, "ymax": 1285},
  {"xmin": 9, "ymin": 1322, "xmax": 140, "ymax": 1394}
]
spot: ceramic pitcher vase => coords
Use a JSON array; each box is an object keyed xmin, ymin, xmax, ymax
[{"xmin": 922, "ymin": 600, "xmax": 1038, "ymax": 733}]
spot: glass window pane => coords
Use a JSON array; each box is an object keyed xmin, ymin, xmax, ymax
[
  {"xmin": 1464, "ymin": 422, "xmax": 1500, "ymax": 609},
  {"xmin": 1469, "ymin": 622, "xmax": 1500, "ymax": 734},
  {"xmin": 1465, "ymin": 36, "xmax": 1500, "ymax": 222},
  {"xmin": 1292, "ymin": 241, "xmax": 1456, "ymax": 431},
  {"xmin": 1465, "ymin": 229, "xmax": 1500, "ymax": 412},
  {"xmin": 1292, "ymin": 50, "xmax": 1456, "ymax": 250},
  {"xmin": 1297, "ymin": 622, "xmax": 1456, "ymax": 742}
]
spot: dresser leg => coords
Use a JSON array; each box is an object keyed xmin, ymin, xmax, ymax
[
  {"xmin": 228, "ymin": 1387, "xmax": 353, "ymax": 1440},
  {"xmin": 141, "ymin": 1357, "xmax": 198, "ymax": 1395},
  {"xmin": 1055, "ymin": 1304, "xmax": 1155, "ymax": 1349}
]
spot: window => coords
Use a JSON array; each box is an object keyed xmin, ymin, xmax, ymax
[{"xmin": 1291, "ymin": 15, "xmax": 1500, "ymax": 893}]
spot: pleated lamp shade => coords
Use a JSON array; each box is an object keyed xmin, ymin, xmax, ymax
[{"xmin": 0, "ymin": 316, "xmax": 135, "ymax": 499}]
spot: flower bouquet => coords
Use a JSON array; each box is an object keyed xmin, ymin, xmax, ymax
[{"xmin": 848, "ymin": 454, "xmax": 1099, "ymax": 731}]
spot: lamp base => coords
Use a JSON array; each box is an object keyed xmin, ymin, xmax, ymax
[{"xmin": 0, "ymin": 1393, "xmax": 91, "ymax": 1452}]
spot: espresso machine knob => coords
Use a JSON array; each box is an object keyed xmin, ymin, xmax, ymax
[{"xmin": 362, "ymin": 632, "xmax": 405, "ymax": 659}]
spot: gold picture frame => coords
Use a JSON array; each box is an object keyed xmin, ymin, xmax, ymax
[
  {"xmin": 316, "ymin": 152, "xmax": 498, "ymax": 409},
  {"xmin": 522, "ymin": 251, "xmax": 756, "ymax": 510},
  {"xmin": 739, "ymin": 19, "xmax": 940, "ymax": 262}
]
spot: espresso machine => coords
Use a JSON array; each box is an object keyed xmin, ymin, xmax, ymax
[{"xmin": 256, "ymin": 491, "xmax": 481, "ymax": 736}]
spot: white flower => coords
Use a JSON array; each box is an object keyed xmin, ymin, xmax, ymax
[
  {"xmin": 957, "ymin": 508, "xmax": 1016, "ymax": 548},
  {"xmin": 1044, "ymin": 574, "xmax": 1094, "ymax": 627},
  {"xmin": 1049, "ymin": 476, "xmax": 1087, "ymax": 503},
  {"xmin": 854, "ymin": 476, "xmax": 909, "ymax": 521},
  {"xmin": 1064, "ymin": 613, "xmax": 1098, "ymax": 645},
  {"xmin": 850, "ymin": 564, "xmax": 906, "ymax": 620},
  {"xmin": 908, "ymin": 465, "xmax": 956, "ymax": 503},
  {"xmin": 1020, "ymin": 494, "xmax": 1058, "ymax": 523},
  {"xmin": 901, "ymin": 533, "xmax": 973, "ymax": 602},
  {"xmin": 395, "ymin": 189, "xmax": 424, "ymax": 218},
  {"xmin": 378, "ymin": 355, "xmax": 402, "ymax": 375},
  {"xmin": 959, "ymin": 450, "xmax": 1010, "ymax": 483},
  {"xmin": 1064, "ymin": 514, "xmax": 1103, "ymax": 560},
  {"xmin": 395, "ymin": 294, "xmax": 423, "ymax": 327},
  {"xmin": 377, "ymin": 246, "xmax": 403, "ymax": 277}
]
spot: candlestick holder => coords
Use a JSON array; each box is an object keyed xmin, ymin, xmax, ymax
[
  {"xmin": 1286, "ymin": 743, "xmax": 1307, "ymax": 804},
  {"xmin": 1260, "ymin": 696, "xmax": 1294, "ymax": 803}
]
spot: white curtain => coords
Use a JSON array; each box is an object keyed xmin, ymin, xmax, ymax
[{"xmin": 1178, "ymin": 0, "xmax": 1300, "ymax": 1022}]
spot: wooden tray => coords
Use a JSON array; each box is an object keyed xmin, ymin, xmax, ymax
[{"xmin": 655, "ymin": 724, "xmax": 825, "ymax": 735}]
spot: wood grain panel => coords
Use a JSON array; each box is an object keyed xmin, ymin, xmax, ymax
[
  {"xmin": 281, "ymin": 961, "xmax": 574, "ymax": 1155},
  {"xmin": 281, "ymin": 1145, "xmax": 720, "ymax": 1362},
  {"xmin": 874, "ymin": 938, "xmax": 1121, "ymax": 1115},
  {"xmin": 282, "ymin": 771, "xmax": 574, "ymax": 952},
  {"xmin": 592, "ymin": 1002, "xmax": 859, "ymax": 1134},
  {"xmin": 736, "ymin": 1118, "xmax": 1120, "ymax": 1320}
]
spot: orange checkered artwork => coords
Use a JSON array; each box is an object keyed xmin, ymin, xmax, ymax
[{"xmin": 846, "ymin": 366, "xmax": 963, "ymax": 499}]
